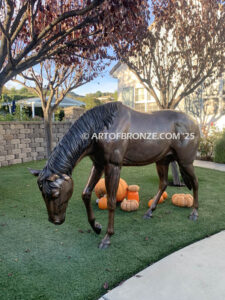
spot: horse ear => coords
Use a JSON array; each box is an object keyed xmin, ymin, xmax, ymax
[
  {"xmin": 63, "ymin": 174, "xmax": 71, "ymax": 181},
  {"xmin": 47, "ymin": 174, "xmax": 60, "ymax": 182},
  {"xmin": 28, "ymin": 168, "xmax": 41, "ymax": 177}
]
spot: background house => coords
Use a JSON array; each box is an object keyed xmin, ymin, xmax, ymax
[
  {"xmin": 110, "ymin": 62, "xmax": 158, "ymax": 113},
  {"xmin": 111, "ymin": 62, "xmax": 225, "ymax": 130},
  {"xmin": 2, "ymin": 96, "xmax": 85, "ymax": 121}
]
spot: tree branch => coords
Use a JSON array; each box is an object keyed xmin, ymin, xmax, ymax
[
  {"xmin": 36, "ymin": 0, "xmax": 104, "ymax": 42},
  {"xmin": 10, "ymin": 2, "xmax": 28, "ymax": 41}
]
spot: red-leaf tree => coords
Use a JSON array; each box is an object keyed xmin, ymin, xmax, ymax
[
  {"xmin": 115, "ymin": 0, "xmax": 224, "ymax": 185},
  {"xmin": 115, "ymin": 0, "xmax": 225, "ymax": 185},
  {"xmin": 0, "ymin": 0, "xmax": 148, "ymax": 93},
  {"xmin": 115, "ymin": 0, "xmax": 225, "ymax": 109},
  {"xmin": 13, "ymin": 59, "xmax": 99, "ymax": 157}
]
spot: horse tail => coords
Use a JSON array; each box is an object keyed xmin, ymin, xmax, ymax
[{"xmin": 179, "ymin": 165, "xmax": 192, "ymax": 190}]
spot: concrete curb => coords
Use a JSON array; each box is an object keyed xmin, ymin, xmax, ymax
[
  {"xmin": 100, "ymin": 231, "xmax": 225, "ymax": 300},
  {"xmin": 194, "ymin": 160, "xmax": 225, "ymax": 172}
]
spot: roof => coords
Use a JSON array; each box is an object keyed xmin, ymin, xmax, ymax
[
  {"xmin": 2, "ymin": 97, "xmax": 86, "ymax": 108},
  {"xmin": 110, "ymin": 62, "xmax": 122, "ymax": 76}
]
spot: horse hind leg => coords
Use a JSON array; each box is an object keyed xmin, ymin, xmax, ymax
[
  {"xmin": 143, "ymin": 162, "xmax": 169, "ymax": 219},
  {"xmin": 179, "ymin": 163, "xmax": 199, "ymax": 221}
]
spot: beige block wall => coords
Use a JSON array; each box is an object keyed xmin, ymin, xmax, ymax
[{"xmin": 0, "ymin": 109, "xmax": 84, "ymax": 167}]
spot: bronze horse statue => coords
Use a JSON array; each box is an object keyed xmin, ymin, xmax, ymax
[{"xmin": 30, "ymin": 102, "xmax": 200, "ymax": 249}]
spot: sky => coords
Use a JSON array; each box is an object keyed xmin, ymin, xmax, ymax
[
  {"xmin": 73, "ymin": 61, "xmax": 118, "ymax": 95},
  {"xmin": 5, "ymin": 60, "xmax": 119, "ymax": 96}
]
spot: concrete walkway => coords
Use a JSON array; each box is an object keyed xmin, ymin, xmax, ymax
[
  {"xmin": 100, "ymin": 231, "xmax": 225, "ymax": 300},
  {"xmin": 194, "ymin": 160, "xmax": 225, "ymax": 172}
]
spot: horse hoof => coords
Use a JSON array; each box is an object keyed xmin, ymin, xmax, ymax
[
  {"xmin": 143, "ymin": 214, "xmax": 152, "ymax": 219},
  {"xmin": 94, "ymin": 222, "xmax": 102, "ymax": 234},
  {"xmin": 98, "ymin": 240, "xmax": 110, "ymax": 249},
  {"xmin": 189, "ymin": 214, "xmax": 198, "ymax": 221}
]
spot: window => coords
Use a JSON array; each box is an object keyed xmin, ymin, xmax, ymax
[
  {"xmin": 122, "ymin": 87, "xmax": 134, "ymax": 107},
  {"xmin": 134, "ymin": 103, "xmax": 146, "ymax": 112},
  {"xmin": 135, "ymin": 88, "xmax": 145, "ymax": 102},
  {"xmin": 146, "ymin": 91, "xmax": 151, "ymax": 101},
  {"xmin": 146, "ymin": 102, "xmax": 159, "ymax": 112},
  {"xmin": 134, "ymin": 102, "xmax": 159, "ymax": 112}
]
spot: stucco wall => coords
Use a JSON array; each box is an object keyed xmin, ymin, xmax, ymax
[{"xmin": 113, "ymin": 63, "xmax": 148, "ymax": 103}]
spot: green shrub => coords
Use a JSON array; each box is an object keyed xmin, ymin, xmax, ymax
[
  {"xmin": 198, "ymin": 126, "xmax": 222, "ymax": 161},
  {"xmin": 214, "ymin": 131, "xmax": 225, "ymax": 163},
  {"xmin": 0, "ymin": 113, "xmax": 14, "ymax": 121},
  {"xmin": 0, "ymin": 106, "xmax": 30, "ymax": 121},
  {"xmin": 55, "ymin": 109, "xmax": 65, "ymax": 121},
  {"xmin": 199, "ymin": 137, "xmax": 214, "ymax": 160}
]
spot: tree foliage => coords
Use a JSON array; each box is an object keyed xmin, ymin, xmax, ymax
[
  {"xmin": 69, "ymin": 90, "xmax": 117, "ymax": 109},
  {"xmin": 116, "ymin": 0, "xmax": 225, "ymax": 109},
  {"xmin": 13, "ymin": 59, "xmax": 96, "ymax": 156},
  {"xmin": 184, "ymin": 78, "xmax": 225, "ymax": 135},
  {"xmin": 13, "ymin": 59, "xmax": 97, "ymax": 114},
  {"xmin": 1, "ymin": 86, "xmax": 36, "ymax": 102},
  {"xmin": 0, "ymin": 0, "xmax": 148, "ymax": 91}
]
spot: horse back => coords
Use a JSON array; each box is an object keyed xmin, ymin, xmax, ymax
[{"xmin": 92, "ymin": 104, "xmax": 200, "ymax": 166}]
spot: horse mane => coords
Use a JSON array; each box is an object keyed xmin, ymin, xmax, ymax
[{"xmin": 40, "ymin": 102, "xmax": 120, "ymax": 183}]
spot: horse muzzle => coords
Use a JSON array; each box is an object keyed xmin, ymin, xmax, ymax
[{"xmin": 48, "ymin": 216, "xmax": 65, "ymax": 225}]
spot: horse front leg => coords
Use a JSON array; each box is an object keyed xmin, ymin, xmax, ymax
[
  {"xmin": 82, "ymin": 164, "xmax": 103, "ymax": 234},
  {"xmin": 144, "ymin": 162, "xmax": 169, "ymax": 219},
  {"xmin": 99, "ymin": 163, "xmax": 120, "ymax": 249}
]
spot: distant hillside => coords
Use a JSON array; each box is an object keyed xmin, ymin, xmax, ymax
[
  {"xmin": 1, "ymin": 86, "xmax": 36, "ymax": 102},
  {"xmin": 68, "ymin": 91, "xmax": 84, "ymax": 98},
  {"xmin": 67, "ymin": 90, "xmax": 118, "ymax": 109}
]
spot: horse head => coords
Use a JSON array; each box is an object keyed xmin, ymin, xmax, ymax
[{"xmin": 29, "ymin": 168, "xmax": 74, "ymax": 225}]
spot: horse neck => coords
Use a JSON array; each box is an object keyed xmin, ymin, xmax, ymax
[
  {"xmin": 46, "ymin": 126, "xmax": 92, "ymax": 176},
  {"xmin": 45, "ymin": 102, "xmax": 120, "ymax": 176}
]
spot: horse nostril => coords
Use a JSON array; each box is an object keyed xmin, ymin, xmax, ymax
[
  {"xmin": 54, "ymin": 220, "xmax": 62, "ymax": 225},
  {"xmin": 48, "ymin": 217, "xmax": 65, "ymax": 225}
]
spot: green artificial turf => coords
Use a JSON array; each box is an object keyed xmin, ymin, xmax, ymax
[{"xmin": 0, "ymin": 158, "xmax": 225, "ymax": 300}]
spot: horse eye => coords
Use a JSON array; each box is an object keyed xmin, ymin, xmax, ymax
[{"xmin": 52, "ymin": 189, "xmax": 60, "ymax": 198}]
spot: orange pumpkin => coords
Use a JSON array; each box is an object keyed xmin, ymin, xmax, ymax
[
  {"xmin": 121, "ymin": 199, "xmax": 139, "ymax": 212},
  {"xmin": 172, "ymin": 194, "xmax": 193, "ymax": 207},
  {"xmin": 148, "ymin": 195, "xmax": 164, "ymax": 208},
  {"xmin": 127, "ymin": 185, "xmax": 140, "ymax": 202},
  {"xmin": 94, "ymin": 178, "xmax": 128, "ymax": 202},
  {"xmin": 94, "ymin": 178, "xmax": 106, "ymax": 198},
  {"xmin": 162, "ymin": 191, "xmax": 168, "ymax": 199},
  {"xmin": 98, "ymin": 196, "xmax": 108, "ymax": 210},
  {"xmin": 116, "ymin": 178, "xmax": 128, "ymax": 202}
]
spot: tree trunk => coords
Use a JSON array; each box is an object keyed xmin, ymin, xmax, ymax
[
  {"xmin": 43, "ymin": 112, "xmax": 53, "ymax": 158},
  {"xmin": 0, "ymin": 81, "xmax": 3, "ymax": 97},
  {"xmin": 166, "ymin": 97, "xmax": 183, "ymax": 186}
]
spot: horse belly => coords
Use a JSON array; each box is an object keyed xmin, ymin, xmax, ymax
[{"xmin": 122, "ymin": 140, "xmax": 171, "ymax": 166}]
